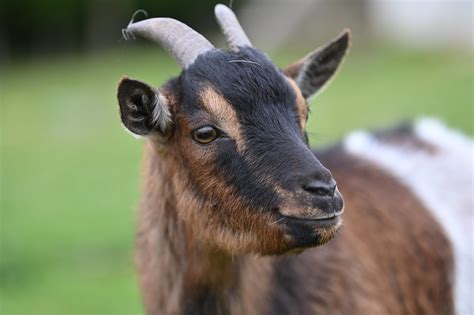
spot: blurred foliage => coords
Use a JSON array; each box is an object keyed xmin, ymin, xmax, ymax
[
  {"xmin": 3, "ymin": 0, "xmax": 240, "ymax": 25},
  {"xmin": 2, "ymin": 0, "xmax": 244, "ymax": 57},
  {"xmin": 1, "ymin": 45, "xmax": 472, "ymax": 313}
]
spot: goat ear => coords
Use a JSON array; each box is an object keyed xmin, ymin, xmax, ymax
[
  {"xmin": 284, "ymin": 30, "xmax": 350, "ymax": 100},
  {"xmin": 117, "ymin": 77, "xmax": 172, "ymax": 137}
]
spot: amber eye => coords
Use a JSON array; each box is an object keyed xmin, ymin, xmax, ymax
[{"xmin": 192, "ymin": 126, "xmax": 219, "ymax": 144}]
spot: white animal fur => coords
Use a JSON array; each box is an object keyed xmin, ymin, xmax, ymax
[
  {"xmin": 344, "ymin": 118, "xmax": 473, "ymax": 315},
  {"xmin": 151, "ymin": 93, "xmax": 172, "ymax": 131}
]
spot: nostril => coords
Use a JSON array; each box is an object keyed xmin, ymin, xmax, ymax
[{"xmin": 303, "ymin": 179, "xmax": 337, "ymax": 197}]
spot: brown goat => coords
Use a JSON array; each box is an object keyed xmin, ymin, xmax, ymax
[{"xmin": 117, "ymin": 5, "xmax": 472, "ymax": 315}]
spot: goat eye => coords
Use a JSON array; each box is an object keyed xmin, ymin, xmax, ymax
[{"xmin": 192, "ymin": 126, "xmax": 219, "ymax": 144}]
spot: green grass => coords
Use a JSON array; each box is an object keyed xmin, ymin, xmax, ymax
[{"xmin": 1, "ymin": 45, "xmax": 472, "ymax": 314}]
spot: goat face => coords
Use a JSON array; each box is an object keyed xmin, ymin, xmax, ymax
[{"xmin": 117, "ymin": 9, "xmax": 349, "ymax": 255}]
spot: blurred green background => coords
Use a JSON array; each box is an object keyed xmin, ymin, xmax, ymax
[{"xmin": 1, "ymin": 0, "xmax": 472, "ymax": 314}]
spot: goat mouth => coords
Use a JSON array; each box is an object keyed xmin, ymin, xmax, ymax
[{"xmin": 279, "ymin": 212, "xmax": 342, "ymax": 229}]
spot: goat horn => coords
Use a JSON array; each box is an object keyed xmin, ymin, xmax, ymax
[
  {"xmin": 215, "ymin": 4, "xmax": 252, "ymax": 51},
  {"xmin": 124, "ymin": 17, "xmax": 215, "ymax": 68}
]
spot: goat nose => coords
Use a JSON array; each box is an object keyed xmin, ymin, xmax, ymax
[{"xmin": 303, "ymin": 179, "xmax": 337, "ymax": 197}]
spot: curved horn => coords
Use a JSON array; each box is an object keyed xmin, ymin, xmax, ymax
[
  {"xmin": 214, "ymin": 4, "xmax": 252, "ymax": 51},
  {"xmin": 125, "ymin": 17, "xmax": 215, "ymax": 68}
]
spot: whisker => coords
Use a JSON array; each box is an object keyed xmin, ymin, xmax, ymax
[
  {"xmin": 269, "ymin": 218, "xmax": 285, "ymax": 226},
  {"xmin": 228, "ymin": 59, "xmax": 261, "ymax": 66}
]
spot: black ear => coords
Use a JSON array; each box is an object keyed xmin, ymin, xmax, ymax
[
  {"xmin": 117, "ymin": 77, "xmax": 172, "ymax": 137},
  {"xmin": 284, "ymin": 30, "xmax": 350, "ymax": 99}
]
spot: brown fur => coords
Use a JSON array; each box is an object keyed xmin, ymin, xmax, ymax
[
  {"xmin": 286, "ymin": 78, "xmax": 308, "ymax": 130},
  {"xmin": 135, "ymin": 142, "xmax": 454, "ymax": 315},
  {"xmin": 199, "ymin": 87, "xmax": 247, "ymax": 152},
  {"xmin": 284, "ymin": 60, "xmax": 305, "ymax": 80}
]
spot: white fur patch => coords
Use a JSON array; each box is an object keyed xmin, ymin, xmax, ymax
[
  {"xmin": 123, "ymin": 93, "xmax": 172, "ymax": 139},
  {"xmin": 151, "ymin": 94, "xmax": 172, "ymax": 131},
  {"xmin": 344, "ymin": 118, "xmax": 473, "ymax": 315}
]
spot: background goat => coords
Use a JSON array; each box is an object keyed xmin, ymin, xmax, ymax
[{"xmin": 117, "ymin": 4, "xmax": 472, "ymax": 315}]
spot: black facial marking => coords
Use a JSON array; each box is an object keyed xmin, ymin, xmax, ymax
[
  {"xmin": 178, "ymin": 48, "xmax": 312, "ymax": 204},
  {"xmin": 182, "ymin": 47, "xmax": 295, "ymax": 114},
  {"xmin": 176, "ymin": 47, "xmax": 332, "ymax": 220},
  {"xmin": 282, "ymin": 222, "xmax": 322, "ymax": 248},
  {"xmin": 213, "ymin": 137, "xmax": 280, "ymax": 210}
]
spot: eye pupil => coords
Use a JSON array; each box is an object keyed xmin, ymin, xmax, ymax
[{"xmin": 192, "ymin": 126, "xmax": 218, "ymax": 144}]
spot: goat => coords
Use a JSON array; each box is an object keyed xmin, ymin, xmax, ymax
[{"xmin": 117, "ymin": 5, "xmax": 472, "ymax": 315}]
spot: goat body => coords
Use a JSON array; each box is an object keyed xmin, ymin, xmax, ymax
[{"xmin": 135, "ymin": 119, "xmax": 472, "ymax": 314}]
